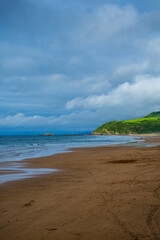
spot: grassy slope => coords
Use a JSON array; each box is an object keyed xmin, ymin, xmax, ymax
[{"xmin": 93, "ymin": 112, "xmax": 160, "ymax": 135}]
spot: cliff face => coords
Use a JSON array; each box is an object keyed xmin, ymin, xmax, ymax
[{"xmin": 92, "ymin": 112, "xmax": 160, "ymax": 135}]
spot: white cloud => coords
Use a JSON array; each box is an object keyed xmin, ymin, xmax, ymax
[
  {"xmin": 0, "ymin": 111, "xmax": 97, "ymax": 133},
  {"xmin": 1, "ymin": 74, "xmax": 160, "ymax": 133},
  {"xmin": 66, "ymin": 75, "xmax": 160, "ymax": 110},
  {"xmin": 0, "ymin": 113, "xmax": 71, "ymax": 128},
  {"xmin": 112, "ymin": 62, "xmax": 149, "ymax": 81}
]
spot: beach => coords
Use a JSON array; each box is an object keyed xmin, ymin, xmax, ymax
[{"xmin": 0, "ymin": 138, "xmax": 160, "ymax": 240}]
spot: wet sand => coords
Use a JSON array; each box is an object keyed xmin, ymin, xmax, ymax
[{"xmin": 0, "ymin": 139, "xmax": 160, "ymax": 240}]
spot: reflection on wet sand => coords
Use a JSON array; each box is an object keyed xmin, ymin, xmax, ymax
[{"xmin": 0, "ymin": 162, "xmax": 57, "ymax": 184}]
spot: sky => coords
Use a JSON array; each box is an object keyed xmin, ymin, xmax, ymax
[{"xmin": 0, "ymin": 0, "xmax": 160, "ymax": 134}]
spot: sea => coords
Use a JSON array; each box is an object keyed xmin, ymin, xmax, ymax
[{"xmin": 0, "ymin": 135, "xmax": 141, "ymax": 184}]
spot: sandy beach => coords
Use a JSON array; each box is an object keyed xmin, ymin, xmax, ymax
[{"xmin": 0, "ymin": 139, "xmax": 160, "ymax": 240}]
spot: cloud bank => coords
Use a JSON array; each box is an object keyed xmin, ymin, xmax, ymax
[{"xmin": 66, "ymin": 75, "xmax": 160, "ymax": 110}]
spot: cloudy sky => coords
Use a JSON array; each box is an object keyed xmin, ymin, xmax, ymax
[{"xmin": 1, "ymin": 0, "xmax": 160, "ymax": 134}]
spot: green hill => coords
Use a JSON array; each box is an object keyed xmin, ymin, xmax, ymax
[{"xmin": 92, "ymin": 112, "xmax": 160, "ymax": 135}]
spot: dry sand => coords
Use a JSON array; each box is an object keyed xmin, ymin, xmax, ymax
[{"xmin": 0, "ymin": 139, "xmax": 160, "ymax": 240}]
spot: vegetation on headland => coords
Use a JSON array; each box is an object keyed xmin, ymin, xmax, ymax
[{"xmin": 92, "ymin": 112, "xmax": 160, "ymax": 135}]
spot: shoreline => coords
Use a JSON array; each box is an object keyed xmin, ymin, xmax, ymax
[
  {"xmin": 0, "ymin": 135, "xmax": 143, "ymax": 185},
  {"xmin": 0, "ymin": 134, "xmax": 140, "ymax": 164},
  {"xmin": 0, "ymin": 138, "xmax": 160, "ymax": 239},
  {"xmin": 0, "ymin": 136, "xmax": 160, "ymax": 186}
]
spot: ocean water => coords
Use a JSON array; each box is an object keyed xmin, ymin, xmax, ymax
[
  {"xmin": 0, "ymin": 135, "xmax": 140, "ymax": 162},
  {"xmin": 0, "ymin": 135, "xmax": 140, "ymax": 184}
]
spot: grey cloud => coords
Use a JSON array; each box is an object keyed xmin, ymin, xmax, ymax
[
  {"xmin": 70, "ymin": 4, "xmax": 139, "ymax": 45},
  {"xmin": 1, "ymin": 1, "xmax": 160, "ymax": 134}
]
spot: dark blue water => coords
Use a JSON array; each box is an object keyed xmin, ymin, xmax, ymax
[
  {"xmin": 0, "ymin": 135, "xmax": 140, "ymax": 184},
  {"xmin": 0, "ymin": 135, "xmax": 139, "ymax": 162}
]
